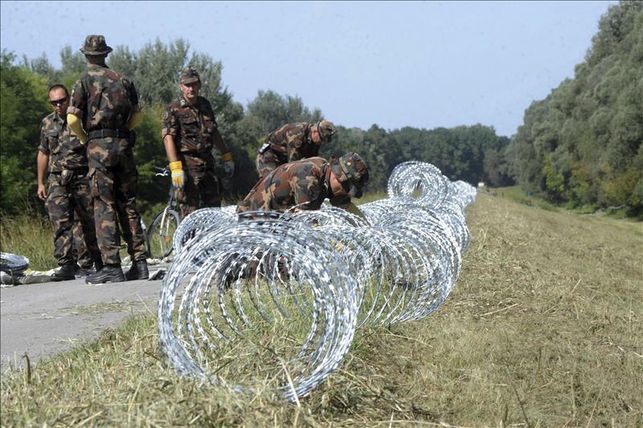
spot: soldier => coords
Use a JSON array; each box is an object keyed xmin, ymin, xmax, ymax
[
  {"xmin": 36, "ymin": 84, "xmax": 102, "ymax": 281},
  {"xmin": 67, "ymin": 35, "xmax": 148, "ymax": 284},
  {"xmin": 237, "ymin": 152, "xmax": 369, "ymax": 214},
  {"xmin": 256, "ymin": 120, "xmax": 336, "ymax": 179},
  {"xmin": 162, "ymin": 67, "xmax": 235, "ymax": 219}
]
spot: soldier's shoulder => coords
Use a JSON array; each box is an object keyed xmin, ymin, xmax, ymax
[
  {"xmin": 164, "ymin": 97, "xmax": 179, "ymax": 107},
  {"xmin": 41, "ymin": 112, "xmax": 57, "ymax": 126}
]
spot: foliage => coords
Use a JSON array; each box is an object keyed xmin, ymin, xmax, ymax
[
  {"xmin": 0, "ymin": 51, "xmax": 49, "ymax": 213},
  {"xmin": 507, "ymin": 1, "xmax": 643, "ymax": 217}
]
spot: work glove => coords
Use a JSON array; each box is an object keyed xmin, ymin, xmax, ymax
[
  {"xmin": 169, "ymin": 160, "xmax": 185, "ymax": 189},
  {"xmin": 222, "ymin": 152, "xmax": 235, "ymax": 178}
]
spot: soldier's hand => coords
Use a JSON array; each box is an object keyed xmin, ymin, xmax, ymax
[
  {"xmin": 37, "ymin": 184, "xmax": 47, "ymax": 201},
  {"xmin": 169, "ymin": 160, "xmax": 185, "ymax": 189}
]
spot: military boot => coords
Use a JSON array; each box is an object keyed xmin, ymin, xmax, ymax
[
  {"xmin": 50, "ymin": 263, "xmax": 77, "ymax": 281},
  {"xmin": 85, "ymin": 265, "xmax": 125, "ymax": 284},
  {"xmin": 125, "ymin": 260, "xmax": 149, "ymax": 281}
]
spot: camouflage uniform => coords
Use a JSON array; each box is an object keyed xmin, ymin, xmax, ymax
[
  {"xmin": 38, "ymin": 113, "xmax": 101, "ymax": 268},
  {"xmin": 162, "ymin": 96, "xmax": 230, "ymax": 218},
  {"xmin": 73, "ymin": 219, "xmax": 95, "ymax": 269},
  {"xmin": 68, "ymin": 64, "xmax": 147, "ymax": 267},
  {"xmin": 256, "ymin": 120, "xmax": 336, "ymax": 179},
  {"xmin": 237, "ymin": 153, "xmax": 368, "ymax": 213}
]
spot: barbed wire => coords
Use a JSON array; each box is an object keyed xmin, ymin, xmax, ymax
[{"xmin": 158, "ymin": 161, "xmax": 476, "ymax": 401}]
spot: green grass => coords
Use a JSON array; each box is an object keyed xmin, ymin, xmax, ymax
[
  {"xmin": 2, "ymin": 192, "xmax": 642, "ymax": 426},
  {"xmin": 0, "ymin": 213, "xmax": 56, "ymax": 271}
]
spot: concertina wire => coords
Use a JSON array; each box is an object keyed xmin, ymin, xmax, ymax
[{"xmin": 158, "ymin": 161, "xmax": 477, "ymax": 401}]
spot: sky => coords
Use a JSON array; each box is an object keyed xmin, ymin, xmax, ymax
[{"xmin": 1, "ymin": 1, "xmax": 615, "ymax": 137}]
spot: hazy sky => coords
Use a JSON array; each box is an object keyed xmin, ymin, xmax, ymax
[{"xmin": 1, "ymin": 1, "xmax": 614, "ymax": 136}]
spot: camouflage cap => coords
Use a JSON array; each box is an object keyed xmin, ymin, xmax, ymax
[
  {"xmin": 317, "ymin": 120, "xmax": 337, "ymax": 141},
  {"xmin": 80, "ymin": 35, "xmax": 113, "ymax": 55},
  {"xmin": 179, "ymin": 67, "xmax": 200, "ymax": 84},
  {"xmin": 331, "ymin": 152, "xmax": 369, "ymax": 198}
]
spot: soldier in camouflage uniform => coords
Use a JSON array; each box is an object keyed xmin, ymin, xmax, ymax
[
  {"xmin": 67, "ymin": 35, "xmax": 148, "ymax": 284},
  {"xmin": 256, "ymin": 120, "xmax": 336, "ymax": 179},
  {"xmin": 37, "ymin": 84, "xmax": 102, "ymax": 281},
  {"xmin": 237, "ymin": 152, "xmax": 368, "ymax": 214},
  {"xmin": 162, "ymin": 67, "xmax": 235, "ymax": 219}
]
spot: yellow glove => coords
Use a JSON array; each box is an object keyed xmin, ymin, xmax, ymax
[
  {"xmin": 67, "ymin": 113, "xmax": 88, "ymax": 144},
  {"xmin": 169, "ymin": 161, "xmax": 185, "ymax": 189}
]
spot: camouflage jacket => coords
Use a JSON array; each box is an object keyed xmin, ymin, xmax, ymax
[
  {"xmin": 38, "ymin": 112, "xmax": 87, "ymax": 172},
  {"xmin": 67, "ymin": 64, "xmax": 138, "ymax": 132},
  {"xmin": 162, "ymin": 96, "xmax": 229, "ymax": 155},
  {"xmin": 260, "ymin": 122, "xmax": 319, "ymax": 165},
  {"xmin": 237, "ymin": 157, "xmax": 348, "ymax": 213}
]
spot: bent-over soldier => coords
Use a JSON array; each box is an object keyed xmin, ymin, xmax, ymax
[
  {"xmin": 67, "ymin": 35, "xmax": 148, "ymax": 284},
  {"xmin": 255, "ymin": 120, "xmax": 336, "ymax": 179},
  {"xmin": 37, "ymin": 84, "xmax": 102, "ymax": 281},
  {"xmin": 237, "ymin": 152, "xmax": 368, "ymax": 214},
  {"xmin": 162, "ymin": 67, "xmax": 235, "ymax": 218}
]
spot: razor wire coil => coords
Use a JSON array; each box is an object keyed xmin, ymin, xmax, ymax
[{"xmin": 158, "ymin": 161, "xmax": 476, "ymax": 401}]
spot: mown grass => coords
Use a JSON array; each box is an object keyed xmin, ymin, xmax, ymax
[{"xmin": 2, "ymin": 192, "xmax": 642, "ymax": 426}]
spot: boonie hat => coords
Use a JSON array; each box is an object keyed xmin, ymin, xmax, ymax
[
  {"xmin": 80, "ymin": 35, "xmax": 113, "ymax": 55},
  {"xmin": 179, "ymin": 67, "xmax": 200, "ymax": 84}
]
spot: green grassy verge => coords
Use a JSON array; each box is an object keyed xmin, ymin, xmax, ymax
[
  {"xmin": 2, "ymin": 192, "xmax": 642, "ymax": 426},
  {"xmin": 0, "ymin": 214, "xmax": 56, "ymax": 271}
]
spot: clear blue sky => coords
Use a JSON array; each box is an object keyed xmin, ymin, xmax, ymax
[{"xmin": 1, "ymin": 1, "xmax": 615, "ymax": 137}]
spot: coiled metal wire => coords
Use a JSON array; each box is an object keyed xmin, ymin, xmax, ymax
[{"xmin": 158, "ymin": 161, "xmax": 476, "ymax": 401}]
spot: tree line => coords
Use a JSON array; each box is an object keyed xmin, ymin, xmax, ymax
[
  {"xmin": 0, "ymin": 40, "xmax": 512, "ymax": 216},
  {"xmin": 506, "ymin": 1, "xmax": 642, "ymax": 217}
]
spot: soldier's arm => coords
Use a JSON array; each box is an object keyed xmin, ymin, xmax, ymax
[
  {"xmin": 66, "ymin": 80, "xmax": 88, "ymax": 144},
  {"xmin": 162, "ymin": 106, "xmax": 179, "ymax": 163},
  {"xmin": 163, "ymin": 134, "xmax": 179, "ymax": 163},
  {"xmin": 212, "ymin": 129, "xmax": 232, "ymax": 159},
  {"xmin": 67, "ymin": 114, "xmax": 87, "ymax": 144},
  {"xmin": 36, "ymin": 150, "xmax": 49, "ymax": 200},
  {"xmin": 161, "ymin": 106, "xmax": 185, "ymax": 188},
  {"xmin": 285, "ymin": 127, "xmax": 306, "ymax": 162}
]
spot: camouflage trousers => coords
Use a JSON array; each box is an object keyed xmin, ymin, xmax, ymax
[
  {"xmin": 45, "ymin": 170, "xmax": 101, "ymax": 268},
  {"xmin": 255, "ymin": 150, "xmax": 284, "ymax": 180},
  {"xmin": 174, "ymin": 153, "xmax": 221, "ymax": 218},
  {"xmin": 88, "ymin": 138, "xmax": 147, "ymax": 266},
  {"xmin": 73, "ymin": 219, "xmax": 96, "ymax": 268}
]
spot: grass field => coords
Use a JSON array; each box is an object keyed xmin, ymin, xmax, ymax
[{"xmin": 1, "ymin": 191, "xmax": 642, "ymax": 426}]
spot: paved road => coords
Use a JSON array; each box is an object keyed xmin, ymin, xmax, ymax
[{"xmin": 0, "ymin": 266, "xmax": 168, "ymax": 371}]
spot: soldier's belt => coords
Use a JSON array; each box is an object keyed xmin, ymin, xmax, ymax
[
  {"xmin": 87, "ymin": 129, "xmax": 130, "ymax": 140},
  {"xmin": 49, "ymin": 167, "xmax": 89, "ymax": 175}
]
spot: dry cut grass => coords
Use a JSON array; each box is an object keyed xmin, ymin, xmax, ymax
[{"xmin": 1, "ymin": 192, "xmax": 642, "ymax": 426}]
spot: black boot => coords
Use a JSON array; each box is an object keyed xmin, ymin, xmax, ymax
[
  {"xmin": 85, "ymin": 265, "xmax": 125, "ymax": 284},
  {"xmin": 51, "ymin": 263, "xmax": 76, "ymax": 281},
  {"xmin": 125, "ymin": 260, "xmax": 149, "ymax": 281}
]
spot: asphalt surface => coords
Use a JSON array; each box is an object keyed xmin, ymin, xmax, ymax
[{"xmin": 0, "ymin": 265, "xmax": 168, "ymax": 371}]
